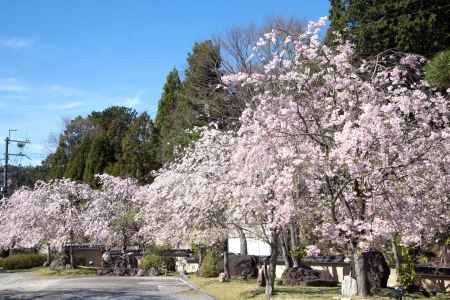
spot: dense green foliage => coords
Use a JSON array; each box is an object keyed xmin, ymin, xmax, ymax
[
  {"xmin": 0, "ymin": 253, "xmax": 46, "ymax": 270},
  {"xmin": 139, "ymin": 255, "xmax": 163, "ymax": 271},
  {"xmin": 44, "ymin": 107, "xmax": 159, "ymax": 185},
  {"xmin": 199, "ymin": 249, "xmax": 219, "ymax": 278},
  {"xmin": 398, "ymin": 247, "xmax": 417, "ymax": 288},
  {"xmin": 0, "ymin": 165, "xmax": 49, "ymax": 194},
  {"xmin": 154, "ymin": 41, "xmax": 237, "ymax": 163},
  {"xmin": 155, "ymin": 41, "xmax": 229, "ymax": 162},
  {"xmin": 425, "ymin": 49, "xmax": 450, "ymax": 89},
  {"xmin": 328, "ymin": 0, "xmax": 450, "ymax": 57},
  {"xmin": 42, "ymin": 40, "xmax": 235, "ymax": 180},
  {"xmin": 140, "ymin": 246, "xmax": 174, "ymax": 273}
]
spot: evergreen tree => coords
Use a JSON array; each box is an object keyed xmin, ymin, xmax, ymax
[
  {"xmin": 45, "ymin": 106, "xmax": 142, "ymax": 185},
  {"xmin": 120, "ymin": 112, "xmax": 160, "ymax": 183},
  {"xmin": 90, "ymin": 106, "xmax": 137, "ymax": 162},
  {"xmin": 83, "ymin": 135, "xmax": 114, "ymax": 185},
  {"xmin": 64, "ymin": 136, "xmax": 92, "ymax": 181},
  {"xmin": 154, "ymin": 68, "xmax": 188, "ymax": 162},
  {"xmin": 425, "ymin": 49, "xmax": 450, "ymax": 89},
  {"xmin": 154, "ymin": 41, "xmax": 237, "ymax": 163},
  {"xmin": 183, "ymin": 40, "xmax": 229, "ymax": 126},
  {"xmin": 328, "ymin": 0, "xmax": 450, "ymax": 57}
]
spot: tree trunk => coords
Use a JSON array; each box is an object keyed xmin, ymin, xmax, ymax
[
  {"xmin": 69, "ymin": 230, "xmax": 75, "ymax": 268},
  {"xmin": 354, "ymin": 252, "xmax": 369, "ymax": 297},
  {"xmin": 265, "ymin": 231, "xmax": 279, "ymax": 299},
  {"xmin": 122, "ymin": 233, "xmax": 128, "ymax": 252},
  {"xmin": 289, "ymin": 222, "xmax": 301, "ymax": 267},
  {"xmin": 9, "ymin": 239, "xmax": 16, "ymax": 256},
  {"xmin": 280, "ymin": 229, "xmax": 292, "ymax": 268},
  {"xmin": 223, "ymin": 238, "xmax": 231, "ymax": 280},
  {"xmin": 47, "ymin": 243, "xmax": 52, "ymax": 265},
  {"xmin": 237, "ymin": 227, "xmax": 248, "ymax": 256},
  {"xmin": 69, "ymin": 244, "xmax": 74, "ymax": 268},
  {"xmin": 441, "ymin": 243, "xmax": 449, "ymax": 266},
  {"xmin": 198, "ymin": 245, "xmax": 206, "ymax": 267},
  {"xmin": 391, "ymin": 237, "xmax": 401, "ymax": 284}
]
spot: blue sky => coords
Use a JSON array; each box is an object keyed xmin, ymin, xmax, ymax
[{"xmin": 0, "ymin": 0, "xmax": 330, "ymax": 165}]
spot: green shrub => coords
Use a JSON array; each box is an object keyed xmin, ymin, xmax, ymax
[
  {"xmin": 398, "ymin": 246, "xmax": 416, "ymax": 288},
  {"xmin": 425, "ymin": 49, "xmax": 450, "ymax": 89},
  {"xmin": 143, "ymin": 245, "xmax": 176, "ymax": 272},
  {"xmin": 139, "ymin": 255, "xmax": 163, "ymax": 271},
  {"xmin": 199, "ymin": 249, "xmax": 219, "ymax": 278},
  {"xmin": 0, "ymin": 253, "xmax": 46, "ymax": 270}
]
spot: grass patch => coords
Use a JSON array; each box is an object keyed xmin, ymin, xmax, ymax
[
  {"xmin": 2, "ymin": 266, "xmax": 45, "ymax": 273},
  {"xmin": 187, "ymin": 275, "xmax": 448, "ymax": 300},
  {"xmin": 187, "ymin": 274, "xmax": 259, "ymax": 300}
]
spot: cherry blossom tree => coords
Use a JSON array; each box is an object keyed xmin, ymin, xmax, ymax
[
  {"xmin": 136, "ymin": 127, "xmax": 240, "ymax": 278},
  {"xmin": 0, "ymin": 179, "xmax": 93, "ymax": 265},
  {"xmin": 0, "ymin": 188, "xmax": 43, "ymax": 252},
  {"xmin": 223, "ymin": 16, "xmax": 449, "ymax": 296},
  {"xmin": 83, "ymin": 174, "xmax": 140, "ymax": 251}
]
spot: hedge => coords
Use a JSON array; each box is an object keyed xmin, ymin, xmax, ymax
[{"xmin": 0, "ymin": 253, "xmax": 46, "ymax": 270}]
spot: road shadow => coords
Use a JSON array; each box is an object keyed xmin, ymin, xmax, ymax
[{"xmin": 0, "ymin": 289, "xmax": 168, "ymax": 300}]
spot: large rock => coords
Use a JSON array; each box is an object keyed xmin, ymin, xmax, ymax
[
  {"xmin": 363, "ymin": 250, "xmax": 390, "ymax": 289},
  {"xmin": 99, "ymin": 252, "xmax": 139, "ymax": 276},
  {"xmin": 217, "ymin": 255, "xmax": 258, "ymax": 278},
  {"xmin": 49, "ymin": 257, "xmax": 66, "ymax": 271},
  {"xmin": 281, "ymin": 265, "xmax": 338, "ymax": 287},
  {"xmin": 102, "ymin": 251, "xmax": 112, "ymax": 268}
]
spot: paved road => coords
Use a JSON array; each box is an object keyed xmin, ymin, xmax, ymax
[{"xmin": 0, "ymin": 272, "xmax": 215, "ymax": 300}]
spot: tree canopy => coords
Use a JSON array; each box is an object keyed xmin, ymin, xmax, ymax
[{"xmin": 328, "ymin": 0, "xmax": 450, "ymax": 57}]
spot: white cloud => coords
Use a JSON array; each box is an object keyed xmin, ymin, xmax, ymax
[
  {"xmin": 48, "ymin": 101, "xmax": 85, "ymax": 110},
  {"xmin": 0, "ymin": 37, "xmax": 35, "ymax": 49},
  {"xmin": 47, "ymin": 84, "xmax": 85, "ymax": 96},
  {"xmin": 121, "ymin": 93, "xmax": 142, "ymax": 108},
  {"xmin": 0, "ymin": 78, "xmax": 27, "ymax": 92}
]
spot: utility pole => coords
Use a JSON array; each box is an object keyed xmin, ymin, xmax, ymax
[{"xmin": 1, "ymin": 130, "xmax": 30, "ymax": 199}]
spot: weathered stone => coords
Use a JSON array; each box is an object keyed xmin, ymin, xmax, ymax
[
  {"xmin": 108, "ymin": 252, "xmax": 139, "ymax": 276},
  {"xmin": 148, "ymin": 267, "xmax": 160, "ymax": 276},
  {"xmin": 363, "ymin": 250, "xmax": 390, "ymax": 289},
  {"xmin": 240, "ymin": 271, "xmax": 248, "ymax": 280},
  {"xmin": 97, "ymin": 268, "xmax": 112, "ymax": 276},
  {"xmin": 49, "ymin": 257, "xmax": 66, "ymax": 271},
  {"xmin": 216, "ymin": 255, "xmax": 258, "ymax": 278},
  {"xmin": 281, "ymin": 265, "xmax": 338, "ymax": 287},
  {"xmin": 102, "ymin": 251, "xmax": 112, "ymax": 267},
  {"xmin": 342, "ymin": 275, "xmax": 358, "ymax": 297}
]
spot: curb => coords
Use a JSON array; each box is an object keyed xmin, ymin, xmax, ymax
[{"xmin": 178, "ymin": 276, "xmax": 218, "ymax": 300}]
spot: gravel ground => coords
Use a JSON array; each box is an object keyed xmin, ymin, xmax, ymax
[{"xmin": 0, "ymin": 272, "xmax": 215, "ymax": 300}]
